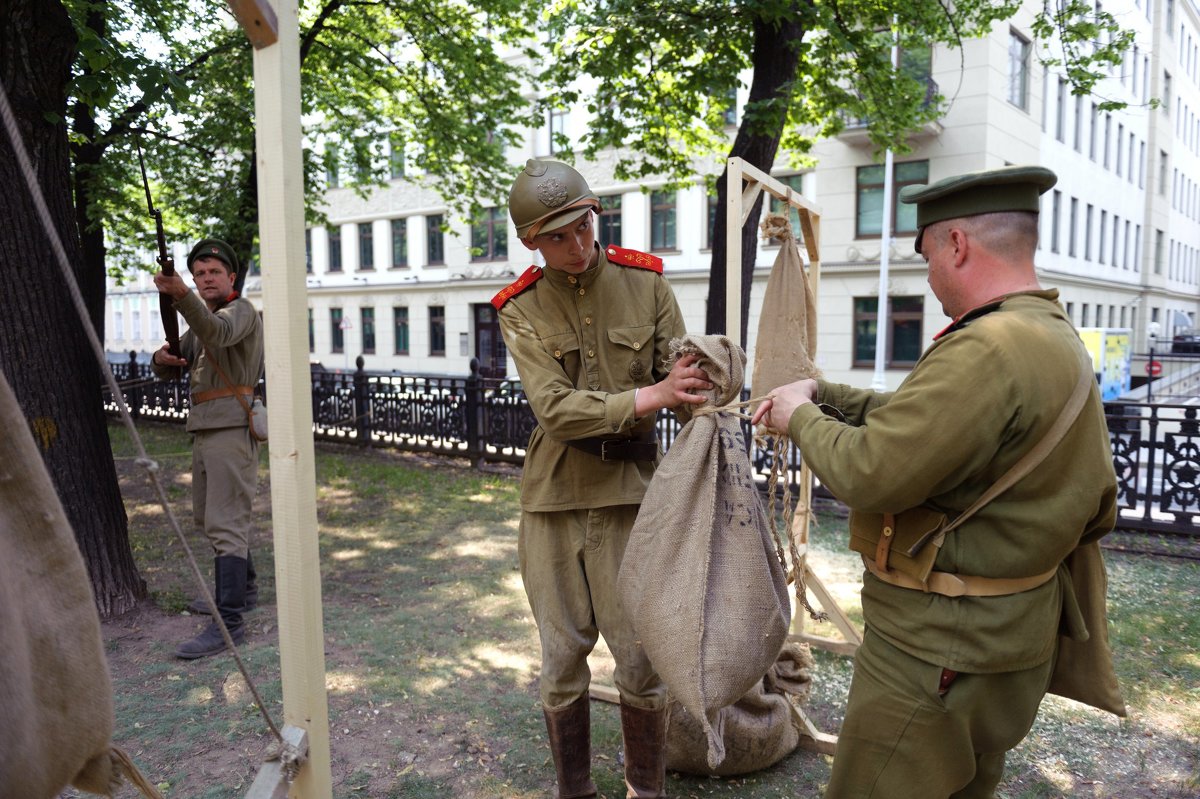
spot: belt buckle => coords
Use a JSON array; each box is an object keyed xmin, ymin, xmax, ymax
[{"xmin": 600, "ymin": 439, "xmax": 616, "ymax": 461}]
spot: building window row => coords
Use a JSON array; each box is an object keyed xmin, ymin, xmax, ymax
[{"xmin": 1048, "ymin": 195, "xmax": 1144, "ymax": 272}]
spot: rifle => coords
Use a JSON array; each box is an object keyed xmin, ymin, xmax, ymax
[{"xmin": 136, "ymin": 138, "xmax": 182, "ymax": 358}]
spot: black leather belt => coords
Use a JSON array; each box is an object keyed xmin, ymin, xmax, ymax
[{"xmin": 565, "ymin": 429, "xmax": 659, "ymax": 462}]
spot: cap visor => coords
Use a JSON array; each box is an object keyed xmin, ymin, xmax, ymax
[{"xmin": 536, "ymin": 206, "xmax": 592, "ymax": 236}]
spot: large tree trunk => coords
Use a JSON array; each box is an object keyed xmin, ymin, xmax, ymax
[
  {"xmin": 71, "ymin": 4, "xmax": 108, "ymax": 337},
  {"xmin": 1, "ymin": 0, "xmax": 147, "ymax": 618},
  {"xmin": 706, "ymin": 13, "xmax": 807, "ymax": 344}
]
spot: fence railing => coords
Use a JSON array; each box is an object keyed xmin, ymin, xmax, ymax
[{"xmin": 103, "ymin": 354, "xmax": 1199, "ymax": 536}]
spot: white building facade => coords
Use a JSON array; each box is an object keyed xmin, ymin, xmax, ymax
[{"xmin": 106, "ymin": 0, "xmax": 1200, "ymax": 390}]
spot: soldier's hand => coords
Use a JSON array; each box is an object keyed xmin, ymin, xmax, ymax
[
  {"xmin": 153, "ymin": 271, "xmax": 189, "ymax": 300},
  {"xmin": 637, "ymin": 353, "xmax": 712, "ymax": 415},
  {"xmin": 153, "ymin": 343, "xmax": 188, "ymax": 368},
  {"xmin": 752, "ymin": 379, "xmax": 818, "ymax": 433}
]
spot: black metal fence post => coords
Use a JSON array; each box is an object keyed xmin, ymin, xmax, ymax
[
  {"xmin": 354, "ymin": 355, "xmax": 370, "ymax": 445},
  {"xmin": 465, "ymin": 358, "xmax": 483, "ymax": 466},
  {"xmin": 127, "ymin": 350, "xmax": 141, "ymax": 419}
]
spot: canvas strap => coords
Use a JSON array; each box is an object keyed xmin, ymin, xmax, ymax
[{"xmin": 862, "ymin": 553, "xmax": 1060, "ymax": 597}]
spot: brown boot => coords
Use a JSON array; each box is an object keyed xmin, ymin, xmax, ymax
[
  {"xmin": 543, "ymin": 696, "xmax": 597, "ymax": 798},
  {"xmin": 620, "ymin": 702, "xmax": 668, "ymax": 798}
]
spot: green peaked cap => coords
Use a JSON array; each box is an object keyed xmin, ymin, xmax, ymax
[{"xmin": 901, "ymin": 165, "xmax": 1057, "ymax": 253}]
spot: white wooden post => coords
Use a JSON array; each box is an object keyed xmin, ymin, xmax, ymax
[{"xmin": 241, "ymin": 0, "xmax": 333, "ymax": 795}]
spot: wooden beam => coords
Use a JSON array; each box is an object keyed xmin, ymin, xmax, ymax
[
  {"xmin": 588, "ymin": 683, "xmax": 620, "ymax": 704},
  {"xmin": 246, "ymin": 1, "xmax": 334, "ymax": 795},
  {"xmin": 792, "ymin": 705, "xmax": 838, "ymax": 756},
  {"xmin": 226, "ymin": 0, "xmax": 279, "ymax": 49}
]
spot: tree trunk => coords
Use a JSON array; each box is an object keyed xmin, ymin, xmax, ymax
[
  {"xmin": 0, "ymin": 0, "xmax": 147, "ymax": 618},
  {"xmin": 71, "ymin": 4, "xmax": 108, "ymax": 337},
  {"xmin": 705, "ymin": 12, "xmax": 807, "ymax": 345}
]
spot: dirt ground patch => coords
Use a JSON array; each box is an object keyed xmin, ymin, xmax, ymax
[{"xmin": 77, "ymin": 423, "xmax": 1200, "ymax": 798}]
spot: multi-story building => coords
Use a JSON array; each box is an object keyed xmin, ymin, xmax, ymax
[{"xmin": 106, "ymin": 0, "xmax": 1200, "ymax": 391}]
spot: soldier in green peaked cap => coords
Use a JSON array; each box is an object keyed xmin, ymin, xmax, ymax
[{"xmin": 753, "ymin": 163, "xmax": 1121, "ymax": 799}]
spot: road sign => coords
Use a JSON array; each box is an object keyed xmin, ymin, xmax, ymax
[{"xmin": 1146, "ymin": 360, "xmax": 1162, "ymax": 376}]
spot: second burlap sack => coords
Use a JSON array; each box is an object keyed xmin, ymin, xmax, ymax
[{"xmin": 619, "ymin": 334, "xmax": 791, "ymax": 770}]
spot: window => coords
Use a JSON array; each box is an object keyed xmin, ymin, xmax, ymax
[
  {"xmin": 426, "ymin": 214, "xmax": 444, "ymax": 265},
  {"xmin": 1068, "ymin": 197, "xmax": 1078, "ymax": 257},
  {"xmin": 1139, "ymin": 142, "xmax": 1146, "ymax": 189},
  {"xmin": 1128, "ymin": 133, "xmax": 1135, "ymax": 184},
  {"xmin": 549, "ymin": 109, "xmax": 567, "ymax": 155},
  {"xmin": 722, "ymin": 88, "xmax": 738, "ymax": 126},
  {"xmin": 1081, "ymin": 303, "xmax": 1090, "ymax": 327},
  {"xmin": 328, "ymin": 227, "xmax": 342, "ymax": 272},
  {"xmin": 1155, "ymin": 229, "xmax": 1164, "ymax": 274},
  {"xmin": 1007, "ymin": 30, "xmax": 1031, "ymax": 110},
  {"xmin": 393, "ymin": 307, "xmax": 409, "ymax": 355},
  {"xmin": 856, "ymin": 160, "xmax": 928, "ymax": 238},
  {"xmin": 325, "ymin": 147, "xmax": 339, "ymax": 188},
  {"xmin": 132, "ymin": 309, "xmax": 141, "ymax": 339},
  {"xmin": 391, "ymin": 219, "xmax": 408, "ymax": 268},
  {"xmin": 1099, "ymin": 210, "xmax": 1107, "ymax": 263},
  {"xmin": 358, "ymin": 222, "xmax": 374, "ymax": 270},
  {"xmin": 1050, "ymin": 190, "xmax": 1061, "ymax": 253},
  {"xmin": 1104, "ymin": 115, "xmax": 1111, "ymax": 168},
  {"xmin": 1055, "ymin": 78, "xmax": 1067, "ymax": 142},
  {"xmin": 331, "ymin": 308, "xmax": 344, "ymax": 353},
  {"xmin": 1112, "ymin": 214, "xmax": 1121, "ymax": 267},
  {"xmin": 361, "ymin": 307, "xmax": 375, "ymax": 354},
  {"xmin": 705, "ymin": 189, "xmax": 719, "ymax": 249},
  {"xmin": 1073, "ymin": 94, "xmax": 1083, "ymax": 151},
  {"xmin": 1164, "ymin": 72, "xmax": 1172, "ymax": 112},
  {"xmin": 389, "ymin": 133, "xmax": 405, "ymax": 179},
  {"xmin": 307, "ymin": 308, "xmax": 314, "ymax": 353},
  {"xmin": 114, "ymin": 309, "xmax": 124, "ymax": 340},
  {"xmin": 1089, "ymin": 103, "xmax": 1099, "ymax": 160},
  {"xmin": 853, "ymin": 296, "xmax": 924, "ymax": 367},
  {"xmin": 599, "ymin": 195, "xmax": 622, "ymax": 247},
  {"xmin": 471, "ymin": 207, "xmax": 508, "ymax": 262},
  {"xmin": 429, "ymin": 305, "xmax": 445, "ymax": 357},
  {"xmin": 305, "ymin": 228, "xmax": 312, "ymax": 273},
  {"xmin": 650, "ymin": 190, "xmax": 677, "ymax": 251},
  {"xmin": 1085, "ymin": 204, "xmax": 1094, "ymax": 260},
  {"xmin": 1116, "ymin": 123, "xmax": 1124, "ymax": 176},
  {"xmin": 768, "ymin": 174, "xmax": 805, "ymax": 244}
]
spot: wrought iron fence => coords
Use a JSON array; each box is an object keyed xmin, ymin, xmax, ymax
[{"xmin": 103, "ymin": 353, "xmax": 1198, "ymax": 535}]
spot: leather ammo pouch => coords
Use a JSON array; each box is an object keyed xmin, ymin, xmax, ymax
[{"xmin": 849, "ymin": 506, "xmax": 948, "ymax": 585}]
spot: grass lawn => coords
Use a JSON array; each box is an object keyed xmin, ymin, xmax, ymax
[{"xmin": 92, "ymin": 421, "xmax": 1200, "ymax": 798}]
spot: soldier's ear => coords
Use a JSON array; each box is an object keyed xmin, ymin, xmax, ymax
[{"xmin": 520, "ymin": 237, "xmax": 538, "ymax": 252}]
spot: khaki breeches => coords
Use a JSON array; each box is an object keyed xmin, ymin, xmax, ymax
[
  {"xmin": 519, "ymin": 505, "xmax": 665, "ymax": 712},
  {"xmin": 191, "ymin": 426, "xmax": 259, "ymax": 559},
  {"xmin": 826, "ymin": 629, "xmax": 1054, "ymax": 799}
]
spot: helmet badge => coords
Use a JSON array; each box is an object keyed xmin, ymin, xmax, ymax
[{"xmin": 536, "ymin": 178, "xmax": 569, "ymax": 208}]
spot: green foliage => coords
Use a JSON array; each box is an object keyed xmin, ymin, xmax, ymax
[
  {"xmin": 64, "ymin": 0, "xmax": 540, "ymax": 277},
  {"xmin": 540, "ymin": 0, "xmax": 1136, "ymax": 181}
]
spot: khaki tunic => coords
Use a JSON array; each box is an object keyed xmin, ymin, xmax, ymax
[
  {"xmin": 497, "ymin": 246, "xmax": 687, "ymax": 511},
  {"xmin": 788, "ymin": 290, "xmax": 1119, "ymax": 797},
  {"xmin": 152, "ymin": 291, "xmax": 264, "ymax": 557}
]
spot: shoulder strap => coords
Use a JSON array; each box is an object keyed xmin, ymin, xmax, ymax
[
  {"xmin": 604, "ymin": 246, "xmax": 663, "ymax": 273},
  {"xmin": 491, "ymin": 264, "xmax": 544, "ymax": 309},
  {"xmin": 943, "ymin": 347, "xmax": 1095, "ymax": 535}
]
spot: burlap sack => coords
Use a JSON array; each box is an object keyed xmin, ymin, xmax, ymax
[
  {"xmin": 666, "ymin": 642, "xmax": 814, "ymax": 776},
  {"xmin": 751, "ymin": 212, "xmax": 820, "ymax": 395},
  {"xmin": 620, "ymin": 334, "xmax": 791, "ymax": 770},
  {"xmin": 0, "ymin": 367, "xmax": 118, "ymax": 798}
]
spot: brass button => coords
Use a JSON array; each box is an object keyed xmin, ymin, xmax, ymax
[
  {"xmin": 633, "ymin": 342, "xmax": 641, "ymax": 350},
  {"xmin": 882, "ymin": 526, "xmax": 893, "ymax": 537},
  {"xmin": 578, "ymin": 288, "xmax": 585, "ymax": 296},
  {"xmin": 554, "ymin": 349, "xmax": 562, "ymax": 358},
  {"xmin": 568, "ymin": 276, "xmax": 577, "ymax": 284},
  {"xmin": 607, "ymin": 248, "xmax": 616, "ymax": 256},
  {"xmin": 585, "ymin": 317, "xmax": 592, "ymax": 325},
  {"xmin": 587, "ymin": 349, "xmax": 595, "ymax": 357}
]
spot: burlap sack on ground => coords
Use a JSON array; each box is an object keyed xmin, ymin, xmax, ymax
[
  {"xmin": 666, "ymin": 642, "xmax": 814, "ymax": 776},
  {"xmin": 619, "ymin": 334, "xmax": 791, "ymax": 770},
  {"xmin": 0, "ymin": 368, "xmax": 118, "ymax": 798},
  {"xmin": 752, "ymin": 213, "xmax": 820, "ymax": 395}
]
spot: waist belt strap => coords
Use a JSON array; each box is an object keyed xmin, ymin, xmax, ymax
[
  {"xmin": 862, "ymin": 554, "xmax": 1059, "ymax": 598},
  {"xmin": 193, "ymin": 385, "xmax": 256, "ymax": 405},
  {"xmin": 564, "ymin": 429, "xmax": 658, "ymax": 462}
]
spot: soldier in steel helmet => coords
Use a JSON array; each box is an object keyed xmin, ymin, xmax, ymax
[
  {"xmin": 151, "ymin": 238, "xmax": 264, "ymax": 660},
  {"xmin": 754, "ymin": 165, "xmax": 1121, "ymax": 798},
  {"xmin": 494, "ymin": 159, "xmax": 711, "ymax": 798}
]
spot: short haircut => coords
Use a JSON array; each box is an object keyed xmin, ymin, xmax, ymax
[{"xmin": 926, "ymin": 212, "xmax": 1039, "ymax": 260}]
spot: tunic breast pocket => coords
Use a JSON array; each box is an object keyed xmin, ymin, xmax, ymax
[
  {"xmin": 541, "ymin": 332, "xmax": 581, "ymax": 367},
  {"xmin": 608, "ymin": 325, "xmax": 655, "ymax": 382}
]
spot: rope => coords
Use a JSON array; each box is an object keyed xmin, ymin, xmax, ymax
[
  {"xmin": 0, "ymin": 80, "xmax": 288, "ymax": 780},
  {"xmin": 691, "ymin": 395, "xmax": 826, "ymax": 621}
]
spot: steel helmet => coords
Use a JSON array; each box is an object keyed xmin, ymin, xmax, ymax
[{"xmin": 508, "ymin": 159, "xmax": 601, "ymax": 239}]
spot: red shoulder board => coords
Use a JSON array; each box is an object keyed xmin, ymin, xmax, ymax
[
  {"xmin": 491, "ymin": 265, "xmax": 544, "ymax": 310},
  {"xmin": 605, "ymin": 246, "xmax": 663, "ymax": 274}
]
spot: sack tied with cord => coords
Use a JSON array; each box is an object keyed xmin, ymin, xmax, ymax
[{"xmin": 619, "ymin": 334, "xmax": 792, "ymax": 770}]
